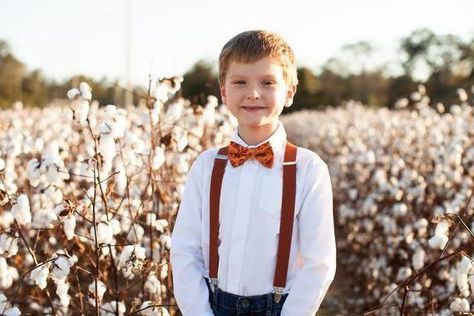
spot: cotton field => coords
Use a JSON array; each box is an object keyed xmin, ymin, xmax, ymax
[
  {"xmin": 282, "ymin": 86, "xmax": 474, "ymax": 315},
  {"xmin": 0, "ymin": 79, "xmax": 473, "ymax": 315}
]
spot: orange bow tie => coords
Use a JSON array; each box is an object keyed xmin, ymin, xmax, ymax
[{"xmin": 228, "ymin": 141, "xmax": 274, "ymax": 168}]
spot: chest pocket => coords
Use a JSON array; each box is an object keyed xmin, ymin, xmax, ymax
[{"xmin": 258, "ymin": 175, "xmax": 283, "ymax": 221}]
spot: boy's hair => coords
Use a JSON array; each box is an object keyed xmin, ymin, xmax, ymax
[{"xmin": 218, "ymin": 30, "xmax": 298, "ymax": 87}]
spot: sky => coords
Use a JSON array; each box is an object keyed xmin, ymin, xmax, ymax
[{"xmin": 1, "ymin": 0, "xmax": 473, "ymax": 87}]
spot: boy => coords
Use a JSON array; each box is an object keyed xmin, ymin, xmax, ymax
[{"xmin": 170, "ymin": 30, "xmax": 336, "ymax": 315}]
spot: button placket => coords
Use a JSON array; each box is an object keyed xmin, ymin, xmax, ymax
[{"xmin": 227, "ymin": 162, "xmax": 257, "ymax": 293}]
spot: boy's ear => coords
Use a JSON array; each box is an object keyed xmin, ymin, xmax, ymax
[
  {"xmin": 286, "ymin": 84, "xmax": 297, "ymax": 106},
  {"xmin": 220, "ymin": 84, "xmax": 227, "ymax": 104}
]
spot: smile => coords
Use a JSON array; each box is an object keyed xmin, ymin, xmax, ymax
[{"xmin": 241, "ymin": 106, "xmax": 265, "ymax": 112}]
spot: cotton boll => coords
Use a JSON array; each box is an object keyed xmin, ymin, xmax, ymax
[
  {"xmin": 139, "ymin": 301, "xmax": 169, "ymax": 315},
  {"xmin": 114, "ymin": 163, "xmax": 127, "ymax": 197},
  {"xmin": 54, "ymin": 278, "xmax": 70, "ymax": 307},
  {"xmin": 118, "ymin": 245, "xmax": 146, "ymax": 278},
  {"xmin": 396, "ymin": 267, "xmax": 412, "ymax": 281},
  {"xmin": 0, "ymin": 234, "xmax": 18, "ymax": 258},
  {"xmin": 30, "ymin": 264, "xmax": 49, "ymax": 290},
  {"xmin": 79, "ymin": 82, "xmax": 92, "ymax": 100},
  {"xmin": 126, "ymin": 224, "xmax": 144, "ymax": 243},
  {"xmin": 11, "ymin": 194, "xmax": 31, "ymax": 225},
  {"xmin": 91, "ymin": 220, "xmax": 113, "ymax": 245},
  {"xmin": 164, "ymin": 102, "xmax": 183, "ymax": 123},
  {"xmin": 450, "ymin": 297, "xmax": 470, "ymax": 312},
  {"xmin": 88, "ymin": 280, "xmax": 107, "ymax": 306},
  {"xmin": 457, "ymin": 88, "xmax": 468, "ymax": 102},
  {"xmin": 457, "ymin": 256, "xmax": 473, "ymax": 275},
  {"xmin": 174, "ymin": 154, "xmax": 189, "ymax": 174},
  {"xmin": 456, "ymin": 273, "xmax": 470, "ymax": 297},
  {"xmin": 144, "ymin": 273, "xmax": 161, "ymax": 295},
  {"xmin": 63, "ymin": 216, "xmax": 76, "ymax": 240},
  {"xmin": 98, "ymin": 122, "xmax": 112, "ymax": 135},
  {"xmin": 414, "ymin": 218, "xmax": 428, "ymax": 236},
  {"xmin": 0, "ymin": 292, "xmax": 7, "ymax": 312},
  {"xmin": 100, "ymin": 301, "xmax": 125, "ymax": 316},
  {"xmin": 160, "ymin": 263, "xmax": 168, "ymax": 280},
  {"xmin": 99, "ymin": 134, "xmax": 116, "ymax": 162},
  {"xmin": 75, "ymin": 100, "xmax": 90, "ymax": 125},
  {"xmin": 0, "ymin": 258, "xmax": 18, "ymax": 288},
  {"xmin": 3, "ymin": 307, "xmax": 21, "ymax": 316},
  {"xmin": 160, "ymin": 234, "xmax": 171, "ymax": 250},
  {"xmin": 45, "ymin": 163, "xmax": 61, "ymax": 185},
  {"xmin": 428, "ymin": 234, "xmax": 449, "ymax": 250},
  {"xmin": 151, "ymin": 147, "xmax": 165, "ymax": 170},
  {"xmin": 412, "ymin": 248, "xmax": 425, "ymax": 270},
  {"xmin": 104, "ymin": 105, "xmax": 117, "ymax": 121},
  {"xmin": 52, "ymin": 256, "xmax": 73, "ymax": 279},
  {"xmin": 469, "ymin": 275, "xmax": 474, "ymax": 295},
  {"xmin": 67, "ymin": 88, "xmax": 80, "ymax": 100},
  {"xmin": 111, "ymin": 109, "xmax": 127, "ymax": 139},
  {"xmin": 109, "ymin": 219, "xmax": 121, "ymax": 235}
]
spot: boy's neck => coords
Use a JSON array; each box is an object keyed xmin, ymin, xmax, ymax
[{"xmin": 237, "ymin": 121, "xmax": 279, "ymax": 146}]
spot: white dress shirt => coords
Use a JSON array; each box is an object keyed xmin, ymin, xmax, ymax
[{"xmin": 170, "ymin": 120, "xmax": 336, "ymax": 315}]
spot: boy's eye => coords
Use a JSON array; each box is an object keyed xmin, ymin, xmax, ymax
[
  {"xmin": 233, "ymin": 80, "xmax": 245, "ymax": 84},
  {"xmin": 263, "ymin": 81, "xmax": 275, "ymax": 85}
]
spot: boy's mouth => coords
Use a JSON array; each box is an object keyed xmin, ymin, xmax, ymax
[{"xmin": 241, "ymin": 106, "xmax": 265, "ymax": 112}]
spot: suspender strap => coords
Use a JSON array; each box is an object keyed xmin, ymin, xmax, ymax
[
  {"xmin": 272, "ymin": 141, "xmax": 297, "ymax": 303},
  {"xmin": 209, "ymin": 146, "xmax": 228, "ymax": 286},
  {"xmin": 208, "ymin": 142, "xmax": 297, "ymax": 301}
]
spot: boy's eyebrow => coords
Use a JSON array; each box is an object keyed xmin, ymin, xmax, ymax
[{"xmin": 228, "ymin": 74, "xmax": 278, "ymax": 79}]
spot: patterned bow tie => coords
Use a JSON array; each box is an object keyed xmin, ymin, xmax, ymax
[{"xmin": 228, "ymin": 141, "xmax": 274, "ymax": 168}]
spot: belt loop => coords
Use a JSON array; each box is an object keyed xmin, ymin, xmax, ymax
[{"xmin": 265, "ymin": 293, "xmax": 273, "ymax": 316}]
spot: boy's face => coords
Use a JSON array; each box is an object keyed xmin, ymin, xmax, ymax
[{"xmin": 220, "ymin": 56, "xmax": 296, "ymax": 130}]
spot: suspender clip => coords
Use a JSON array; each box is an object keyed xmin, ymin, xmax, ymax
[
  {"xmin": 272, "ymin": 286, "xmax": 284, "ymax": 303},
  {"xmin": 210, "ymin": 277, "xmax": 219, "ymax": 292}
]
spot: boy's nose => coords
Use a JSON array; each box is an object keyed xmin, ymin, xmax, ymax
[{"xmin": 247, "ymin": 88, "xmax": 260, "ymax": 100}]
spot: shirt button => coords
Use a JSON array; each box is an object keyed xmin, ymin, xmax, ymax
[{"xmin": 241, "ymin": 299, "xmax": 249, "ymax": 308}]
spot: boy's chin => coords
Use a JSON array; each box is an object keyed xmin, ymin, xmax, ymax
[{"xmin": 238, "ymin": 118, "xmax": 279, "ymax": 128}]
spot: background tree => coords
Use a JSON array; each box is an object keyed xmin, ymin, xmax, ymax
[{"xmin": 181, "ymin": 59, "xmax": 219, "ymax": 105}]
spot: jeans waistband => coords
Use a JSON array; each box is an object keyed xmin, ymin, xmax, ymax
[{"xmin": 204, "ymin": 277, "xmax": 289, "ymax": 312}]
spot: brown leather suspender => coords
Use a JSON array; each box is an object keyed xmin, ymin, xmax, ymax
[{"xmin": 208, "ymin": 142, "xmax": 297, "ymax": 303}]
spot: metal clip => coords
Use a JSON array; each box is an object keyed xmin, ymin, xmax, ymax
[
  {"xmin": 272, "ymin": 286, "xmax": 284, "ymax": 303},
  {"xmin": 210, "ymin": 278, "xmax": 219, "ymax": 292}
]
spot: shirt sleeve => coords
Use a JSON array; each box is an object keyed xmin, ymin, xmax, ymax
[
  {"xmin": 281, "ymin": 160, "xmax": 337, "ymax": 316},
  {"xmin": 170, "ymin": 152, "xmax": 214, "ymax": 316}
]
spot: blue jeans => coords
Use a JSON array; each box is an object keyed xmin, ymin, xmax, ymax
[{"xmin": 204, "ymin": 277, "xmax": 289, "ymax": 316}]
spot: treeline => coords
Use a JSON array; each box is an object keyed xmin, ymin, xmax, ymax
[
  {"xmin": 181, "ymin": 28, "xmax": 474, "ymax": 112},
  {"xmin": 0, "ymin": 28, "xmax": 472, "ymax": 110}
]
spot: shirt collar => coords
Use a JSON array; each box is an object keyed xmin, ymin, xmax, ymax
[{"xmin": 230, "ymin": 120, "xmax": 287, "ymax": 154}]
